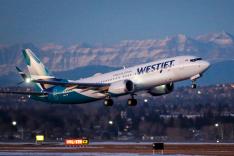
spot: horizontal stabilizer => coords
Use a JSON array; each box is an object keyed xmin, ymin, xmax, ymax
[{"xmin": 16, "ymin": 66, "xmax": 28, "ymax": 80}]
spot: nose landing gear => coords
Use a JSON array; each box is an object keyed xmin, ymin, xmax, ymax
[
  {"xmin": 190, "ymin": 74, "xmax": 201, "ymax": 89},
  {"xmin": 191, "ymin": 82, "xmax": 197, "ymax": 89}
]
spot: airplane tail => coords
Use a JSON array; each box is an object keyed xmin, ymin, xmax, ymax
[{"xmin": 22, "ymin": 49, "xmax": 55, "ymax": 90}]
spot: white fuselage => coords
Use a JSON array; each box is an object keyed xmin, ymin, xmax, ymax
[{"xmin": 71, "ymin": 55, "xmax": 210, "ymax": 100}]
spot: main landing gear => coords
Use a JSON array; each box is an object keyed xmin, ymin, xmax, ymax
[
  {"xmin": 103, "ymin": 94, "xmax": 138, "ymax": 107},
  {"xmin": 104, "ymin": 94, "xmax": 113, "ymax": 106},
  {"xmin": 127, "ymin": 94, "xmax": 137, "ymax": 106},
  {"xmin": 104, "ymin": 98, "xmax": 113, "ymax": 106}
]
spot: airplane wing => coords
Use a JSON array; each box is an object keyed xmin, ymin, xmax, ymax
[
  {"xmin": 32, "ymin": 79, "xmax": 111, "ymax": 91},
  {"xmin": 0, "ymin": 80, "xmax": 110, "ymax": 96},
  {"xmin": 0, "ymin": 90, "xmax": 48, "ymax": 96}
]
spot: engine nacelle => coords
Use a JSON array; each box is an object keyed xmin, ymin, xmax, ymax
[
  {"xmin": 108, "ymin": 80, "xmax": 134, "ymax": 95},
  {"xmin": 148, "ymin": 83, "xmax": 174, "ymax": 96}
]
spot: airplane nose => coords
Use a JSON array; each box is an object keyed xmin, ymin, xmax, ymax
[{"xmin": 202, "ymin": 61, "xmax": 210, "ymax": 71}]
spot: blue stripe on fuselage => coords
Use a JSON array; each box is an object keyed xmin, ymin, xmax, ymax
[{"xmin": 31, "ymin": 87, "xmax": 97, "ymax": 104}]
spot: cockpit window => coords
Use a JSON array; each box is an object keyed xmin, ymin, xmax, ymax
[{"xmin": 190, "ymin": 57, "xmax": 202, "ymax": 62}]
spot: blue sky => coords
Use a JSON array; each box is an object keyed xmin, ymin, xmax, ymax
[{"xmin": 0, "ymin": 0, "xmax": 234, "ymax": 45}]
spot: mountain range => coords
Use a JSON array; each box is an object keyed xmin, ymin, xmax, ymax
[{"xmin": 0, "ymin": 32, "xmax": 233, "ymax": 86}]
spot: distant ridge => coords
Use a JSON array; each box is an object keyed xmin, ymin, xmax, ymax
[{"xmin": 0, "ymin": 32, "xmax": 234, "ymax": 75}]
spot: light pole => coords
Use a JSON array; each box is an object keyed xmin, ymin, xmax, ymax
[
  {"xmin": 108, "ymin": 120, "xmax": 120, "ymax": 139},
  {"xmin": 214, "ymin": 123, "xmax": 224, "ymax": 142},
  {"xmin": 11, "ymin": 120, "xmax": 24, "ymax": 140}
]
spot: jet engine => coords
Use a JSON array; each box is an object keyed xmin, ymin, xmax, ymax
[
  {"xmin": 108, "ymin": 80, "xmax": 135, "ymax": 95},
  {"xmin": 148, "ymin": 83, "xmax": 174, "ymax": 96}
]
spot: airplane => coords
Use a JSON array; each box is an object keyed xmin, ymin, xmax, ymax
[{"xmin": 0, "ymin": 49, "xmax": 210, "ymax": 106}]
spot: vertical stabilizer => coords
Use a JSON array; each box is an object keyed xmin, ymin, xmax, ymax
[
  {"xmin": 22, "ymin": 49, "xmax": 54, "ymax": 90},
  {"xmin": 22, "ymin": 49, "xmax": 52, "ymax": 78}
]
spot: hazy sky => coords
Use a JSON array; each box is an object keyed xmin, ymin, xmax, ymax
[{"xmin": 0, "ymin": 0, "xmax": 234, "ymax": 45}]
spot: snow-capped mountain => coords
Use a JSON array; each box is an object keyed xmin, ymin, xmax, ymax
[
  {"xmin": 0, "ymin": 32, "xmax": 233, "ymax": 75},
  {"xmin": 196, "ymin": 31, "xmax": 234, "ymax": 45}
]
